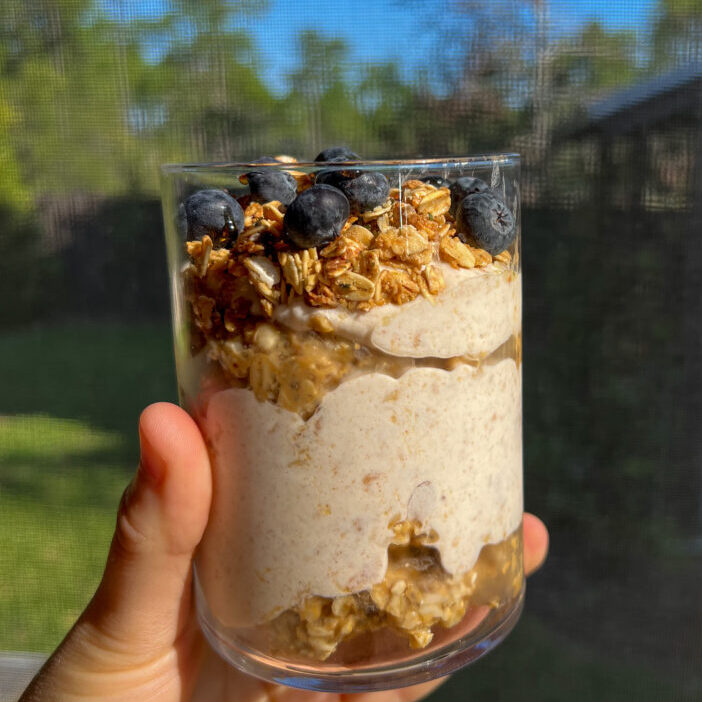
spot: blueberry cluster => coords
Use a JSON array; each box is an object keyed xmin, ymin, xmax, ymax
[
  {"xmin": 287, "ymin": 146, "xmax": 389, "ymax": 247},
  {"xmin": 179, "ymin": 148, "xmax": 516, "ymax": 256}
]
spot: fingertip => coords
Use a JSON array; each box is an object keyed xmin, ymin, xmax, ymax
[
  {"xmin": 523, "ymin": 513, "xmax": 549, "ymax": 576},
  {"xmin": 138, "ymin": 402, "xmax": 212, "ymax": 553},
  {"xmin": 139, "ymin": 402, "xmax": 205, "ymax": 465}
]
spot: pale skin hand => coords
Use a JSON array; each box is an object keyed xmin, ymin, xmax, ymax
[{"xmin": 21, "ymin": 402, "xmax": 549, "ymax": 702}]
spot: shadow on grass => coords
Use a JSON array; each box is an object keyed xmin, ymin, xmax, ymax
[
  {"xmin": 0, "ymin": 321, "xmax": 177, "ymax": 445},
  {"xmin": 0, "ymin": 455, "xmax": 130, "ymax": 510}
]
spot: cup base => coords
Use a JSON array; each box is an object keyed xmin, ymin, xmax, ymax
[{"xmin": 195, "ymin": 572, "xmax": 525, "ymax": 692}]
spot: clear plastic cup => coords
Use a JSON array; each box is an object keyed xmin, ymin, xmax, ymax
[{"xmin": 160, "ymin": 155, "xmax": 523, "ymax": 691}]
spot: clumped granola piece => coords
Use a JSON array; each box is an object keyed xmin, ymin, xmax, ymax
[
  {"xmin": 360, "ymin": 201, "xmax": 393, "ymax": 223},
  {"xmin": 416, "ymin": 187, "xmax": 451, "ymax": 217},
  {"xmin": 374, "ymin": 225, "xmax": 429, "ymax": 262},
  {"xmin": 359, "ymin": 249, "xmax": 382, "ymax": 283},
  {"xmin": 378, "ymin": 269, "xmax": 420, "ymax": 305},
  {"xmin": 344, "ymin": 224, "xmax": 374, "ymax": 247},
  {"xmin": 207, "ymin": 329, "xmax": 360, "ymax": 418},
  {"xmin": 322, "ymin": 257, "xmax": 351, "ymax": 280},
  {"xmin": 439, "ymin": 235, "xmax": 476, "ymax": 270},
  {"xmin": 334, "ymin": 271, "xmax": 376, "ymax": 302},
  {"xmin": 278, "ymin": 250, "xmax": 321, "ymax": 295},
  {"xmin": 320, "ymin": 235, "xmax": 365, "ymax": 261},
  {"xmin": 243, "ymin": 256, "xmax": 281, "ymax": 304},
  {"xmin": 469, "ymin": 245, "xmax": 493, "ymax": 268},
  {"xmin": 193, "ymin": 295, "xmax": 217, "ymax": 331}
]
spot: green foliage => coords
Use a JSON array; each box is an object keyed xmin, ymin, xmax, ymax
[
  {"xmin": 0, "ymin": 98, "xmax": 32, "ymax": 208},
  {"xmin": 0, "ymin": 0, "xmax": 699, "ymax": 207},
  {"xmin": 0, "ymin": 0, "xmax": 650, "ymax": 203},
  {"xmin": 653, "ymin": 0, "xmax": 702, "ymax": 67},
  {"xmin": 552, "ymin": 21, "xmax": 640, "ymax": 93},
  {"xmin": 660, "ymin": 0, "xmax": 702, "ymax": 14}
]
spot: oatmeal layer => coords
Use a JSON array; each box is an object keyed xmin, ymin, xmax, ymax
[
  {"xmin": 195, "ymin": 357, "xmax": 522, "ymax": 629},
  {"xmin": 274, "ymin": 264, "xmax": 521, "ymax": 359}
]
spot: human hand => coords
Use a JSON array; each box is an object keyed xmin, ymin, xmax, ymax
[{"xmin": 21, "ymin": 402, "xmax": 549, "ymax": 702}]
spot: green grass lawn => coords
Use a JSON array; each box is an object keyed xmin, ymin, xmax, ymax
[
  {"xmin": 0, "ymin": 321, "xmax": 696, "ymax": 699},
  {"xmin": 0, "ymin": 321, "xmax": 176, "ymax": 651}
]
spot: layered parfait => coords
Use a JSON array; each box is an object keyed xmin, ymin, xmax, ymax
[{"xmin": 173, "ymin": 149, "xmax": 523, "ymax": 663}]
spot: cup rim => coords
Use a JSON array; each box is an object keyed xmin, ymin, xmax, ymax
[{"xmin": 160, "ymin": 153, "xmax": 520, "ymax": 174}]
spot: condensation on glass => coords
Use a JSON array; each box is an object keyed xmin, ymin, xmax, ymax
[{"xmin": 161, "ymin": 156, "xmax": 524, "ymax": 691}]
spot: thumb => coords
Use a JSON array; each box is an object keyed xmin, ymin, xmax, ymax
[{"xmin": 82, "ymin": 401, "xmax": 212, "ymax": 656}]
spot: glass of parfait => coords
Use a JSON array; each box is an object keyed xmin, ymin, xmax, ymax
[{"xmin": 160, "ymin": 150, "xmax": 523, "ymax": 692}]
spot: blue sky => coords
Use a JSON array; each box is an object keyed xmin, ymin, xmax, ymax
[
  {"xmin": 104, "ymin": 0, "xmax": 660, "ymax": 92},
  {"xmin": 548, "ymin": 0, "xmax": 657, "ymax": 29},
  {"xmin": 244, "ymin": 0, "xmax": 658, "ymax": 93}
]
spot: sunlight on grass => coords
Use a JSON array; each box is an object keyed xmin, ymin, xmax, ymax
[
  {"xmin": 0, "ymin": 496, "xmax": 115, "ymax": 652},
  {"xmin": 0, "ymin": 412, "xmax": 129, "ymax": 651},
  {"xmin": 0, "ymin": 414, "xmax": 124, "ymax": 460}
]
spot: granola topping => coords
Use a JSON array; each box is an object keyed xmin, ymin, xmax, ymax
[{"xmin": 183, "ymin": 178, "xmax": 516, "ymax": 343}]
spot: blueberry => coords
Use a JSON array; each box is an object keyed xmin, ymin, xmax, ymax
[
  {"xmin": 420, "ymin": 175, "xmax": 450, "ymax": 188},
  {"xmin": 314, "ymin": 146, "xmax": 360, "ymax": 163},
  {"xmin": 456, "ymin": 192, "xmax": 516, "ymax": 255},
  {"xmin": 283, "ymin": 185, "xmax": 350, "ymax": 249},
  {"xmin": 337, "ymin": 172, "xmax": 389, "ymax": 213},
  {"xmin": 315, "ymin": 168, "xmax": 358, "ymax": 189},
  {"xmin": 246, "ymin": 170, "xmax": 297, "ymax": 205},
  {"xmin": 181, "ymin": 189, "xmax": 244, "ymax": 246},
  {"xmin": 449, "ymin": 176, "xmax": 491, "ymax": 215}
]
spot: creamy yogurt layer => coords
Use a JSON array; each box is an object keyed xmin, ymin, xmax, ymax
[
  {"xmin": 274, "ymin": 263, "xmax": 521, "ymax": 359},
  {"xmin": 196, "ymin": 357, "xmax": 522, "ymax": 629}
]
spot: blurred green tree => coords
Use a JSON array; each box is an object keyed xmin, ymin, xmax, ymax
[{"xmin": 653, "ymin": 0, "xmax": 702, "ymax": 67}]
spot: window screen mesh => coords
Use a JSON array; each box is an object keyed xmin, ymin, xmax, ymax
[{"xmin": 1, "ymin": 1, "xmax": 701, "ymax": 700}]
